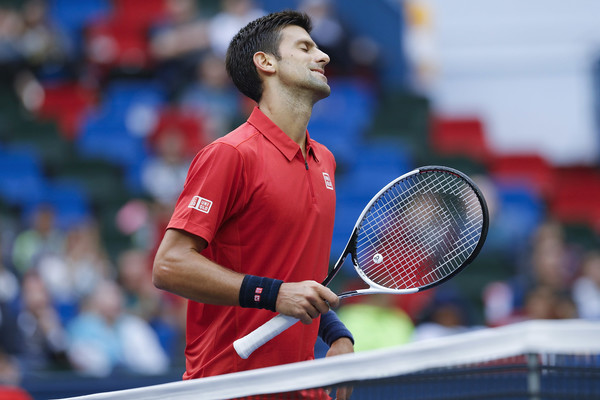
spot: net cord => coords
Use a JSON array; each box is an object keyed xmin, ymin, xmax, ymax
[{"xmin": 54, "ymin": 319, "xmax": 600, "ymax": 400}]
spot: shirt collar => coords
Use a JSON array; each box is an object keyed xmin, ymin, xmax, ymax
[{"xmin": 247, "ymin": 107, "xmax": 320, "ymax": 163}]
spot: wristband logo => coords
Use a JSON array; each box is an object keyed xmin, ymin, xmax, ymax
[
  {"xmin": 254, "ymin": 287, "xmax": 263, "ymax": 302},
  {"xmin": 188, "ymin": 196, "xmax": 213, "ymax": 214},
  {"xmin": 322, "ymin": 172, "xmax": 334, "ymax": 190}
]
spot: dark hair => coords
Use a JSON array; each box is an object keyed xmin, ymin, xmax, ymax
[{"xmin": 225, "ymin": 10, "xmax": 312, "ymax": 102}]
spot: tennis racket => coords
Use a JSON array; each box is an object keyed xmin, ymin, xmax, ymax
[{"xmin": 233, "ymin": 165, "xmax": 489, "ymax": 359}]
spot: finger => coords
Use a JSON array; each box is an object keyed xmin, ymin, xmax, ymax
[
  {"xmin": 335, "ymin": 385, "xmax": 353, "ymax": 400},
  {"xmin": 299, "ymin": 314, "xmax": 312, "ymax": 324},
  {"xmin": 312, "ymin": 297, "xmax": 331, "ymax": 315},
  {"xmin": 297, "ymin": 308, "xmax": 314, "ymax": 324},
  {"xmin": 306, "ymin": 303, "xmax": 321, "ymax": 319},
  {"xmin": 317, "ymin": 285, "xmax": 339, "ymax": 308}
]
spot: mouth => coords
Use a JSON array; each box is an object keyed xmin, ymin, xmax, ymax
[{"xmin": 311, "ymin": 68, "xmax": 327, "ymax": 79}]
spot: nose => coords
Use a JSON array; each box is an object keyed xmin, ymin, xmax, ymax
[{"xmin": 317, "ymin": 48, "xmax": 330, "ymax": 66}]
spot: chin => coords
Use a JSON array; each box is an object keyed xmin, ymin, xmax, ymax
[{"xmin": 313, "ymin": 83, "xmax": 331, "ymax": 100}]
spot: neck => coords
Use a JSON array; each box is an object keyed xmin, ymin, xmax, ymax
[{"xmin": 258, "ymin": 87, "xmax": 314, "ymax": 154}]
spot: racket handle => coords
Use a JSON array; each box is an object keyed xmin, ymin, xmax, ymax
[{"xmin": 233, "ymin": 314, "xmax": 299, "ymax": 359}]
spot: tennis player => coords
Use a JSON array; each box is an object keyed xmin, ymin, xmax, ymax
[{"xmin": 153, "ymin": 9, "xmax": 354, "ymax": 399}]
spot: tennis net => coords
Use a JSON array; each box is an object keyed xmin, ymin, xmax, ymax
[{"xmin": 55, "ymin": 319, "xmax": 600, "ymax": 400}]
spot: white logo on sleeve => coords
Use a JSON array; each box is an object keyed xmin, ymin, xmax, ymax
[
  {"xmin": 188, "ymin": 196, "xmax": 213, "ymax": 213},
  {"xmin": 322, "ymin": 172, "xmax": 334, "ymax": 190}
]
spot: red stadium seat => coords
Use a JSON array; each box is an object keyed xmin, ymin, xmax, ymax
[
  {"xmin": 114, "ymin": 0, "xmax": 166, "ymax": 30},
  {"xmin": 149, "ymin": 107, "xmax": 209, "ymax": 157},
  {"xmin": 85, "ymin": 16, "xmax": 152, "ymax": 70},
  {"xmin": 430, "ymin": 116, "xmax": 493, "ymax": 162},
  {"xmin": 36, "ymin": 82, "xmax": 97, "ymax": 139},
  {"xmin": 488, "ymin": 153, "xmax": 555, "ymax": 198},
  {"xmin": 549, "ymin": 166, "xmax": 600, "ymax": 230}
]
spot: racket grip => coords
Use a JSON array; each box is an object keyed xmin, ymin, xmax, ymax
[{"xmin": 233, "ymin": 314, "xmax": 300, "ymax": 359}]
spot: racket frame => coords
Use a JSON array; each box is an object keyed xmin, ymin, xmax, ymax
[{"xmin": 326, "ymin": 165, "xmax": 489, "ymax": 298}]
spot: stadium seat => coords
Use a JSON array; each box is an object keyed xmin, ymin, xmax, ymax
[
  {"xmin": 23, "ymin": 181, "xmax": 91, "ymax": 230},
  {"xmin": 35, "ymin": 81, "xmax": 97, "ymax": 139},
  {"xmin": 491, "ymin": 182, "xmax": 545, "ymax": 252},
  {"xmin": 0, "ymin": 147, "xmax": 46, "ymax": 206},
  {"xmin": 77, "ymin": 125, "xmax": 148, "ymax": 169},
  {"xmin": 102, "ymin": 79, "xmax": 166, "ymax": 122},
  {"xmin": 430, "ymin": 116, "xmax": 493, "ymax": 163},
  {"xmin": 488, "ymin": 153, "xmax": 555, "ymax": 198},
  {"xmin": 113, "ymin": 0, "xmax": 166, "ymax": 30},
  {"xmin": 85, "ymin": 16, "xmax": 152, "ymax": 70},
  {"xmin": 308, "ymin": 119, "xmax": 361, "ymax": 172},
  {"xmin": 48, "ymin": 0, "xmax": 112, "ymax": 50},
  {"xmin": 312, "ymin": 78, "xmax": 377, "ymax": 132},
  {"xmin": 54, "ymin": 158, "xmax": 128, "ymax": 208},
  {"xmin": 549, "ymin": 166, "xmax": 600, "ymax": 230},
  {"xmin": 369, "ymin": 89, "xmax": 431, "ymax": 160},
  {"xmin": 148, "ymin": 107, "xmax": 208, "ymax": 158}
]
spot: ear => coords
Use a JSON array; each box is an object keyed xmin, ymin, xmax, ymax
[{"xmin": 253, "ymin": 51, "xmax": 276, "ymax": 75}]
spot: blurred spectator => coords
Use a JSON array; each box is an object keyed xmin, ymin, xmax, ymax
[
  {"xmin": 66, "ymin": 279, "xmax": 169, "ymax": 377},
  {"xmin": 179, "ymin": 52, "xmax": 243, "ymax": 139},
  {"xmin": 11, "ymin": 205, "xmax": 64, "ymax": 277},
  {"xmin": 573, "ymin": 251, "xmax": 600, "ymax": 319},
  {"xmin": 16, "ymin": 272, "xmax": 70, "ymax": 372},
  {"xmin": 522, "ymin": 285, "xmax": 577, "ymax": 321},
  {"xmin": 142, "ymin": 127, "xmax": 192, "ymax": 206},
  {"xmin": 0, "ymin": 245, "xmax": 23, "ymax": 385},
  {"xmin": 208, "ymin": 0, "xmax": 265, "ymax": 58},
  {"xmin": 117, "ymin": 249, "xmax": 160, "ymax": 321},
  {"xmin": 483, "ymin": 220, "xmax": 579, "ymax": 326},
  {"xmin": 117, "ymin": 248, "xmax": 185, "ymax": 361},
  {"xmin": 0, "ymin": 244, "xmax": 19, "ymax": 311},
  {"xmin": 337, "ymin": 294, "xmax": 414, "ymax": 352},
  {"xmin": 18, "ymin": 0, "xmax": 73, "ymax": 71},
  {"xmin": 36, "ymin": 220, "xmax": 112, "ymax": 322},
  {"xmin": 412, "ymin": 288, "xmax": 479, "ymax": 341},
  {"xmin": 0, "ymin": 1, "xmax": 73, "ymax": 85},
  {"xmin": 149, "ymin": 0, "xmax": 211, "ymax": 96},
  {"xmin": 0, "ymin": 6, "xmax": 24, "ymax": 67}
]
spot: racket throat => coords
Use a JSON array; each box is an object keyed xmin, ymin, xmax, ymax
[{"xmin": 338, "ymin": 287, "xmax": 420, "ymax": 300}]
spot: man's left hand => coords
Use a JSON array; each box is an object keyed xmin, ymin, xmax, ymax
[{"xmin": 324, "ymin": 337, "xmax": 354, "ymax": 400}]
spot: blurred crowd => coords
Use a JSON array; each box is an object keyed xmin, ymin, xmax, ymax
[{"xmin": 0, "ymin": 0, "xmax": 599, "ymax": 393}]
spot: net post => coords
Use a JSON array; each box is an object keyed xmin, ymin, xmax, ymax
[{"xmin": 527, "ymin": 353, "xmax": 541, "ymax": 400}]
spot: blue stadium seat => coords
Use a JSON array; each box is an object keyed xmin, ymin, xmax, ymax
[
  {"xmin": 0, "ymin": 147, "xmax": 46, "ymax": 206},
  {"xmin": 48, "ymin": 0, "xmax": 112, "ymax": 54},
  {"xmin": 490, "ymin": 182, "xmax": 545, "ymax": 253},
  {"xmin": 77, "ymin": 125, "xmax": 148, "ymax": 169},
  {"xmin": 25, "ymin": 181, "xmax": 92, "ymax": 230},
  {"xmin": 76, "ymin": 80, "xmax": 165, "ymax": 168},
  {"xmin": 311, "ymin": 78, "xmax": 376, "ymax": 132},
  {"xmin": 102, "ymin": 80, "xmax": 166, "ymax": 116},
  {"xmin": 308, "ymin": 119, "xmax": 361, "ymax": 170},
  {"xmin": 335, "ymin": 138, "xmax": 413, "ymax": 201}
]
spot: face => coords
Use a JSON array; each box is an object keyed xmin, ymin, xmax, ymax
[{"xmin": 274, "ymin": 25, "xmax": 331, "ymax": 101}]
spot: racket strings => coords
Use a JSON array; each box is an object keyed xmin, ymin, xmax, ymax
[
  {"xmin": 355, "ymin": 171, "xmax": 484, "ymax": 290},
  {"xmin": 385, "ymin": 176, "xmax": 481, "ymax": 287}
]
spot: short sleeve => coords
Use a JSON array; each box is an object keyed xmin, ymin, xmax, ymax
[{"xmin": 167, "ymin": 143, "xmax": 245, "ymax": 243}]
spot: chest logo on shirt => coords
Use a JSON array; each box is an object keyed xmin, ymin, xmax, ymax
[
  {"xmin": 322, "ymin": 172, "xmax": 334, "ymax": 190},
  {"xmin": 188, "ymin": 196, "xmax": 213, "ymax": 214}
]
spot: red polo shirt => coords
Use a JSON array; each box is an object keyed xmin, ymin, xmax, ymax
[{"xmin": 168, "ymin": 107, "xmax": 336, "ymax": 380}]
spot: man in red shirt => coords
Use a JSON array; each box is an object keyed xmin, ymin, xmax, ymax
[{"xmin": 153, "ymin": 10, "xmax": 354, "ymax": 399}]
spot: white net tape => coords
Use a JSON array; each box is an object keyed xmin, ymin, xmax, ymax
[{"xmin": 54, "ymin": 319, "xmax": 600, "ymax": 400}]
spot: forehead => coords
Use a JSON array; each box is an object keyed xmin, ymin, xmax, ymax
[{"xmin": 278, "ymin": 25, "xmax": 314, "ymax": 46}]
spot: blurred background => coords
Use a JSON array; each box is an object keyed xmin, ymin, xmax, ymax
[{"xmin": 0, "ymin": 0, "xmax": 599, "ymax": 398}]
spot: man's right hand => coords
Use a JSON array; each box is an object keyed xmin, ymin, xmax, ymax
[{"xmin": 275, "ymin": 281, "xmax": 339, "ymax": 324}]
